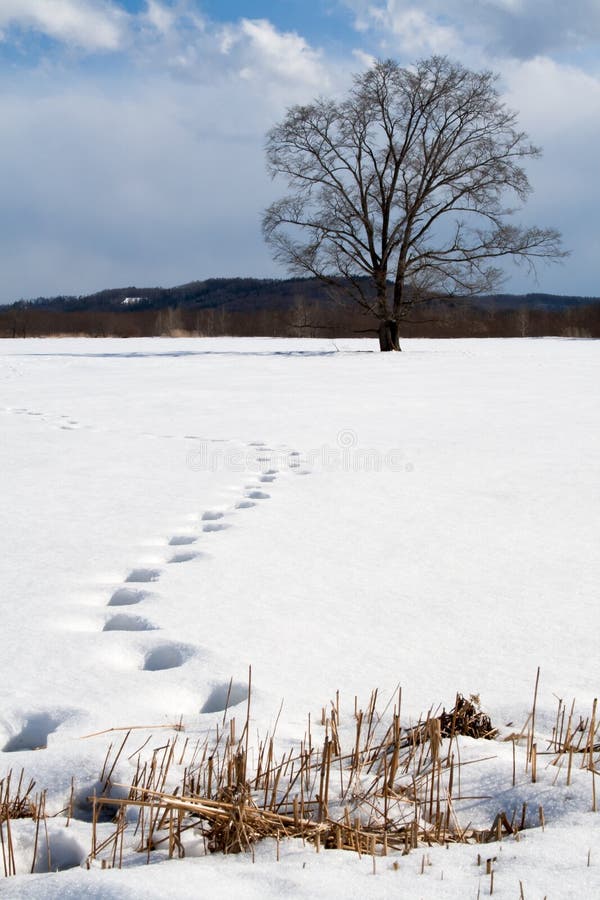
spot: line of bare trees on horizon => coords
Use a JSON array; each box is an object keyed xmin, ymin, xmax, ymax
[{"xmin": 1, "ymin": 299, "xmax": 599, "ymax": 341}]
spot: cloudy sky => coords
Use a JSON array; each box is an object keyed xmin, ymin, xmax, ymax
[{"xmin": 0, "ymin": 0, "xmax": 598, "ymax": 303}]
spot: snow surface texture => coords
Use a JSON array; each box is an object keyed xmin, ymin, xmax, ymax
[{"xmin": 0, "ymin": 337, "xmax": 599, "ymax": 897}]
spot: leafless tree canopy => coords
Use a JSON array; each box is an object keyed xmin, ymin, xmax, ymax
[{"xmin": 263, "ymin": 56, "xmax": 566, "ymax": 349}]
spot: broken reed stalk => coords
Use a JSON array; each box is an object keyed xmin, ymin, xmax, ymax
[
  {"xmin": 586, "ymin": 699, "xmax": 598, "ymax": 771},
  {"xmin": 81, "ymin": 723, "xmax": 184, "ymax": 740},
  {"xmin": 529, "ymin": 667, "xmax": 541, "ymax": 765}
]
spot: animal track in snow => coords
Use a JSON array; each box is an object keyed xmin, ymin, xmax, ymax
[
  {"xmin": 3, "ymin": 712, "xmax": 64, "ymax": 752},
  {"xmin": 202, "ymin": 522, "xmax": 230, "ymax": 533},
  {"xmin": 92, "ymin": 439, "xmax": 309, "ymax": 716},
  {"xmin": 168, "ymin": 550, "xmax": 205, "ymax": 564},
  {"xmin": 103, "ymin": 613, "xmax": 156, "ymax": 632},
  {"xmin": 3, "ymin": 406, "xmax": 90, "ymax": 433},
  {"xmin": 72, "ymin": 780, "xmax": 130, "ymax": 823},
  {"xmin": 125, "ymin": 568, "xmax": 161, "ymax": 583},
  {"xmin": 200, "ymin": 681, "xmax": 249, "ymax": 714},
  {"xmin": 32, "ymin": 828, "xmax": 86, "ymax": 872},
  {"xmin": 108, "ymin": 587, "xmax": 150, "ymax": 606},
  {"xmin": 143, "ymin": 643, "xmax": 192, "ymax": 671},
  {"xmin": 246, "ymin": 489, "xmax": 270, "ymax": 500}
]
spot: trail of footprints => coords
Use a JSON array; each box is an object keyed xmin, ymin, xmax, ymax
[
  {"xmin": 3, "ymin": 405, "xmax": 304, "ymax": 450},
  {"xmin": 1, "ymin": 405, "xmax": 86, "ymax": 431},
  {"xmin": 2, "ymin": 443, "xmax": 309, "ymax": 753},
  {"xmin": 103, "ymin": 445, "xmax": 277, "ymax": 675},
  {"xmin": 101, "ymin": 443, "xmax": 308, "ymax": 684}
]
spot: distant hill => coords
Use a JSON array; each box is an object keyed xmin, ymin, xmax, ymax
[
  {"xmin": 11, "ymin": 277, "xmax": 339, "ymax": 314},
  {"xmin": 11, "ymin": 277, "xmax": 599, "ymax": 315}
]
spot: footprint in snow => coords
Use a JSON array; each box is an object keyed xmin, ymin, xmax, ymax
[
  {"xmin": 168, "ymin": 535, "xmax": 198, "ymax": 546},
  {"xmin": 235, "ymin": 500, "xmax": 256, "ymax": 509},
  {"xmin": 72, "ymin": 780, "xmax": 131, "ymax": 823},
  {"xmin": 125, "ymin": 568, "xmax": 161, "ymax": 583},
  {"xmin": 3, "ymin": 712, "xmax": 65, "ymax": 752},
  {"xmin": 201, "ymin": 511, "xmax": 231, "ymax": 532},
  {"xmin": 108, "ymin": 587, "xmax": 151, "ymax": 606},
  {"xmin": 246, "ymin": 489, "xmax": 270, "ymax": 500},
  {"xmin": 200, "ymin": 681, "xmax": 249, "ymax": 714},
  {"xmin": 202, "ymin": 522, "xmax": 231, "ymax": 533},
  {"xmin": 143, "ymin": 643, "xmax": 194, "ymax": 671},
  {"xmin": 259, "ymin": 474, "xmax": 276, "ymax": 483},
  {"xmin": 103, "ymin": 613, "xmax": 156, "ymax": 632},
  {"xmin": 168, "ymin": 550, "xmax": 205, "ymax": 563}
]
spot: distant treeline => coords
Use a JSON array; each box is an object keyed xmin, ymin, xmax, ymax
[{"xmin": 2, "ymin": 277, "xmax": 599, "ymax": 338}]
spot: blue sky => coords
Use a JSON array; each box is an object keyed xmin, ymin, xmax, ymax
[
  {"xmin": 190, "ymin": 1, "xmax": 357, "ymax": 45},
  {"xmin": 0, "ymin": 0, "xmax": 598, "ymax": 303}
]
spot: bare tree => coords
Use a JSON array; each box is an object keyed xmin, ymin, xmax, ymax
[{"xmin": 263, "ymin": 56, "xmax": 566, "ymax": 350}]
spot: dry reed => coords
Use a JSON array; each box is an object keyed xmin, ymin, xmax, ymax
[
  {"xmin": 86, "ymin": 690, "xmax": 542, "ymax": 867},
  {"xmin": 2, "ymin": 676, "xmax": 598, "ymax": 877}
]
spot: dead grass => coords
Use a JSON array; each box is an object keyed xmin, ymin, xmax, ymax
[
  {"xmin": 0, "ymin": 771, "xmax": 41, "ymax": 876},
  {"xmin": 87, "ymin": 684, "xmax": 596, "ymax": 866},
  {"xmin": 2, "ymin": 676, "xmax": 599, "ymax": 877}
]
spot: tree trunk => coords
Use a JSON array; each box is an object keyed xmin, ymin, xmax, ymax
[{"xmin": 378, "ymin": 319, "xmax": 401, "ymax": 351}]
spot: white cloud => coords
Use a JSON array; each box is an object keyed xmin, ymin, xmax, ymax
[
  {"xmin": 366, "ymin": 4, "xmax": 461, "ymax": 56},
  {"xmin": 0, "ymin": 4, "xmax": 332, "ymax": 99},
  {"xmin": 0, "ymin": 0, "xmax": 128, "ymax": 51},
  {"xmin": 344, "ymin": 0, "xmax": 600, "ymax": 62},
  {"xmin": 351, "ymin": 48, "xmax": 377, "ymax": 69},
  {"xmin": 143, "ymin": 0, "xmax": 176, "ymax": 36},
  {"xmin": 495, "ymin": 57, "xmax": 600, "ymax": 291},
  {"xmin": 219, "ymin": 18, "xmax": 328, "ymax": 90},
  {"xmin": 503, "ymin": 56, "xmax": 600, "ymax": 137},
  {"xmin": 219, "ymin": 24, "xmax": 236, "ymax": 56},
  {"xmin": 99, "ymin": 12, "xmax": 331, "ymax": 101}
]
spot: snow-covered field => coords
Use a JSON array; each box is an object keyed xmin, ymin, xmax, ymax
[{"xmin": 1, "ymin": 336, "xmax": 599, "ymax": 898}]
